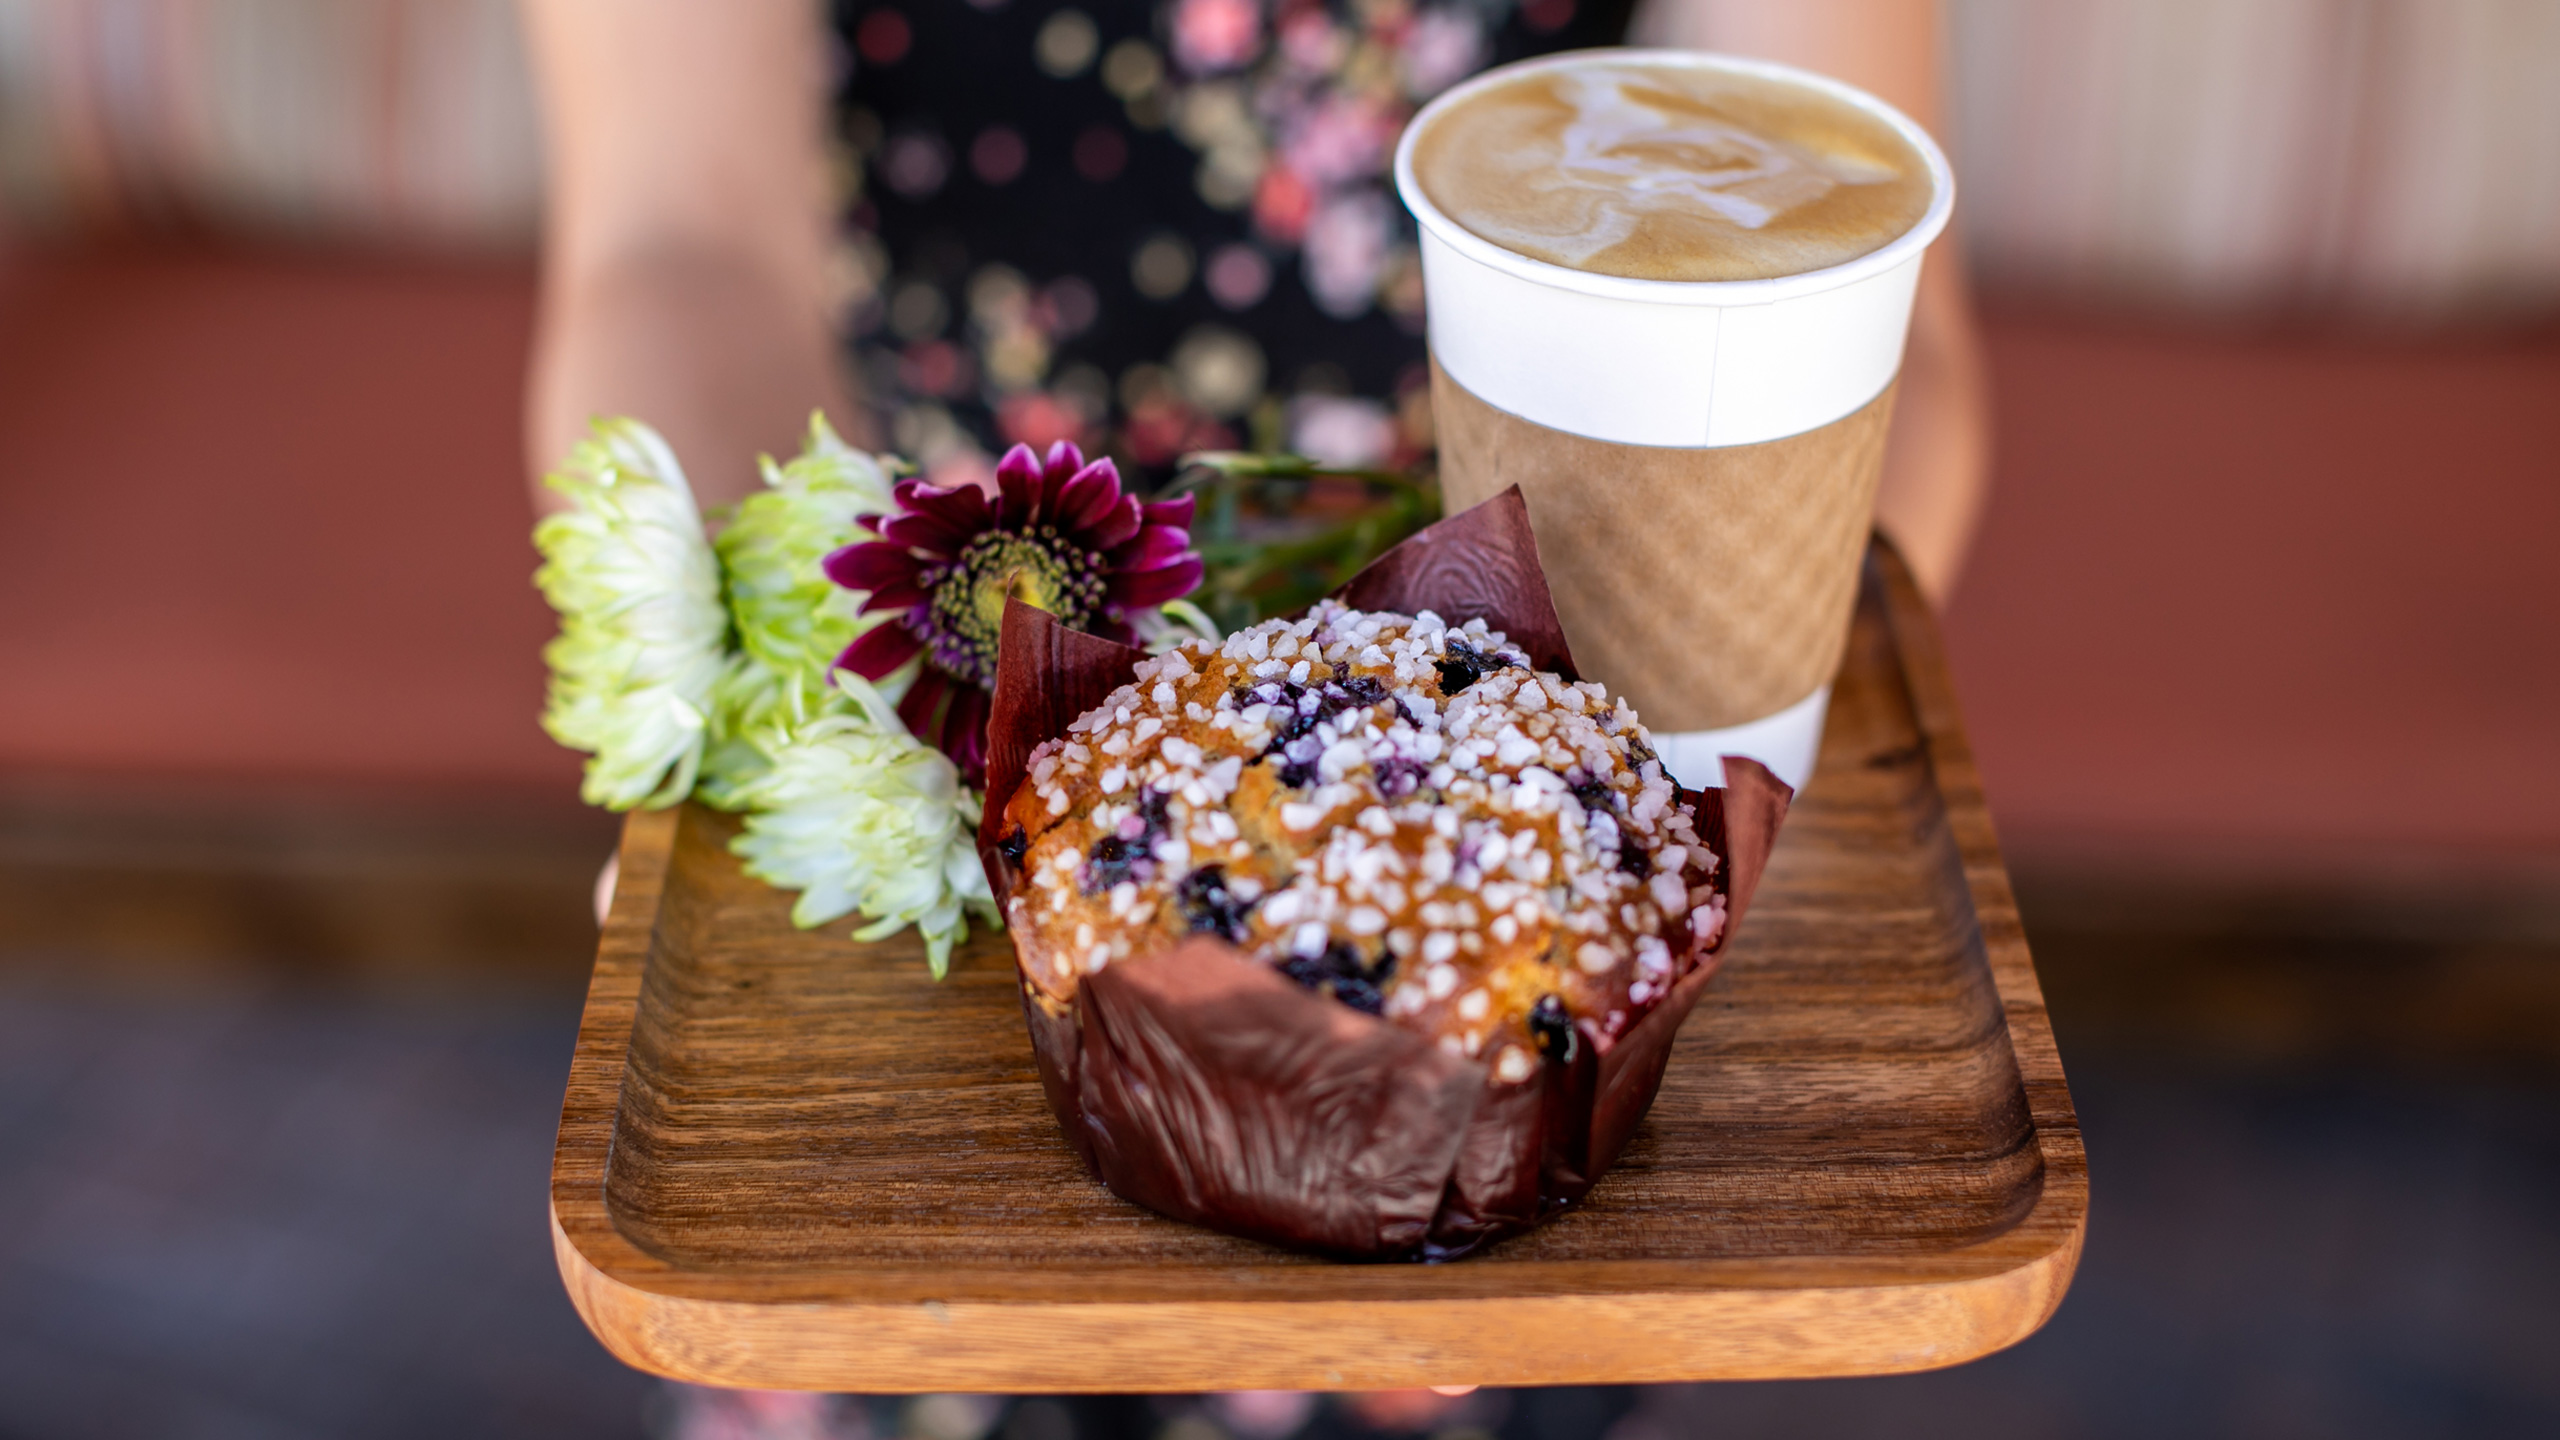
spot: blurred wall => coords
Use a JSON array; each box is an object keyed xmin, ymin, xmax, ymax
[
  {"xmin": 0, "ymin": 244, "xmax": 563, "ymax": 794},
  {"xmin": 1953, "ymin": 0, "xmax": 2560, "ymax": 322},
  {"xmin": 9, "ymin": 0, "xmax": 2560, "ymax": 319},
  {"xmin": 1948, "ymin": 313, "xmax": 2560, "ymax": 872},
  {"xmin": 0, "ymin": 0, "xmax": 539, "ymax": 246}
]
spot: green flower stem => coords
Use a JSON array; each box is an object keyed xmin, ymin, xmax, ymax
[
  {"xmin": 1171, "ymin": 451, "xmax": 1441, "ymax": 630},
  {"xmin": 1176, "ymin": 450, "xmax": 1435, "ymax": 496}
]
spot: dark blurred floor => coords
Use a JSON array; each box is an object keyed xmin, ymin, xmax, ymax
[
  {"xmin": 0, "ymin": 981, "xmax": 648, "ymax": 1440},
  {"xmin": 1618, "ymin": 1061, "xmax": 2560, "ymax": 1440},
  {"xmin": 3, "ymin": 934, "xmax": 2556, "ymax": 1440}
]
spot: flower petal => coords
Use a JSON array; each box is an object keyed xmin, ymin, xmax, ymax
[
  {"xmin": 892, "ymin": 478, "xmax": 994, "ymax": 543},
  {"xmin": 880, "ymin": 506, "xmax": 979, "ymax": 555},
  {"xmin": 943, "ymin": 684, "xmax": 992, "ymax": 782},
  {"xmin": 1041, "ymin": 440, "xmax": 1086, "ymax": 487},
  {"xmin": 822, "ymin": 541, "xmax": 926, "ymax": 593},
  {"xmin": 894, "ymin": 476, "xmax": 987, "ymax": 521},
  {"xmin": 861, "ymin": 579, "xmax": 930, "ymax": 613},
  {"xmin": 897, "ymin": 665, "xmax": 949, "ymax": 738},
  {"xmin": 1108, "ymin": 555, "xmax": 1206, "ymax": 609},
  {"xmin": 1084, "ymin": 493, "xmax": 1144, "ymax": 550},
  {"xmin": 1054, "ymin": 458, "xmax": 1126, "ymax": 533},
  {"xmin": 1140, "ymin": 493, "xmax": 1196, "ymax": 530},
  {"xmin": 836, "ymin": 620, "xmax": 924, "ymax": 679},
  {"xmin": 993, "ymin": 444, "xmax": 1045, "ymax": 527},
  {"xmin": 1107, "ymin": 523, "xmax": 1194, "ymax": 572},
  {"xmin": 994, "ymin": 443, "xmax": 1043, "ymax": 492}
]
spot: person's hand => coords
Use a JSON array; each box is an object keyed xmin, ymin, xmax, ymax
[
  {"xmin": 521, "ymin": 0, "xmax": 863, "ymax": 516},
  {"xmin": 592, "ymin": 853, "xmax": 619, "ymax": 927},
  {"xmin": 1632, "ymin": 0, "xmax": 1991, "ymax": 604}
]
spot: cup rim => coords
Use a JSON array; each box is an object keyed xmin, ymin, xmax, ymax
[{"xmin": 1392, "ymin": 47, "xmax": 1957, "ymax": 308}]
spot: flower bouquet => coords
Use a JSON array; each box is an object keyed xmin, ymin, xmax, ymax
[{"xmin": 533, "ymin": 415, "xmax": 1425, "ymax": 973}]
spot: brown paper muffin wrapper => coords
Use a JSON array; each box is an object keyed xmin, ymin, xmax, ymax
[{"xmin": 979, "ymin": 488, "xmax": 1793, "ymax": 1260}]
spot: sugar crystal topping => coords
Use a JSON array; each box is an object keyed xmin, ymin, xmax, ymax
[{"xmin": 1002, "ymin": 602, "xmax": 1726, "ymax": 1072}]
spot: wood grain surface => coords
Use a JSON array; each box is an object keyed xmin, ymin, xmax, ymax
[{"xmin": 550, "ymin": 541, "xmax": 2086, "ymax": 1392}]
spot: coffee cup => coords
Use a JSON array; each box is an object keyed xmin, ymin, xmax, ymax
[{"xmin": 1394, "ymin": 49, "xmax": 1954, "ymax": 790}]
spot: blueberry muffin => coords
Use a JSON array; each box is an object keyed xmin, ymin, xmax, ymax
[{"xmin": 995, "ymin": 601, "xmax": 1726, "ymax": 1080}]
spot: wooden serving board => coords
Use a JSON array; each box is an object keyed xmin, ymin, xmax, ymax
[{"xmin": 550, "ymin": 542, "xmax": 2085, "ymax": 1393}]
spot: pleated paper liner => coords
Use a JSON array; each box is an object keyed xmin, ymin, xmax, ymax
[{"xmin": 979, "ymin": 487, "xmax": 1792, "ymax": 1259}]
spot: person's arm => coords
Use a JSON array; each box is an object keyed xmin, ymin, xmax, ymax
[
  {"xmin": 1631, "ymin": 0, "xmax": 1991, "ymax": 605},
  {"xmin": 519, "ymin": 0, "xmax": 861, "ymax": 515}
]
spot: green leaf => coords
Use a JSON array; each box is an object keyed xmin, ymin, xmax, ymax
[{"xmin": 1171, "ymin": 452, "xmax": 1442, "ymax": 631}]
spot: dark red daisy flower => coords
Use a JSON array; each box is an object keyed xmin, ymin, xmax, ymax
[{"xmin": 821, "ymin": 441, "xmax": 1203, "ymax": 782}]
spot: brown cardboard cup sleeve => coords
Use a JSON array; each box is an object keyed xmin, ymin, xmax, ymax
[
  {"xmin": 980, "ymin": 488, "xmax": 1793, "ymax": 1259},
  {"xmin": 1432, "ymin": 359, "xmax": 1895, "ymax": 731}
]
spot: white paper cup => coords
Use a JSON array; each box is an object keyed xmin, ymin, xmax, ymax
[{"xmin": 1395, "ymin": 49, "xmax": 1954, "ymax": 791}]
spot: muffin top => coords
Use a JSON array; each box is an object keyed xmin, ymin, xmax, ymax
[{"xmin": 996, "ymin": 602, "xmax": 1724, "ymax": 1082}]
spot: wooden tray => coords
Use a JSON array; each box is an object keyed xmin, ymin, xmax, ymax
[{"xmin": 550, "ymin": 542, "xmax": 2085, "ymax": 1393}]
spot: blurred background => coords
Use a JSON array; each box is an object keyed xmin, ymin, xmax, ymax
[{"xmin": 1, "ymin": 1, "xmax": 2555, "ymax": 1437}]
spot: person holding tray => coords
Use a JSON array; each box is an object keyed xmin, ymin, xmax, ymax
[
  {"xmin": 520, "ymin": 0, "xmax": 1993, "ymax": 1431},
  {"xmin": 519, "ymin": 0, "xmax": 1987, "ymax": 604}
]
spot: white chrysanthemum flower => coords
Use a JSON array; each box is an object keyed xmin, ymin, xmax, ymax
[
  {"xmin": 722, "ymin": 414, "xmax": 897, "ymax": 682},
  {"xmin": 730, "ymin": 672, "xmax": 999, "ymax": 977},
  {"xmin": 535, "ymin": 419, "xmax": 730, "ymax": 810},
  {"xmin": 697, "ymin": 652, "xmax": 798, "ymax": 811},
  {"xmin": 699, "ymin": 415, "xmax": 906, "ymax": 807}
]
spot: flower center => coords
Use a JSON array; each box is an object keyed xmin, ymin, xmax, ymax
[{"xmin": 919, "ymin": 527, "xmax": 1107, "ymax": 686}]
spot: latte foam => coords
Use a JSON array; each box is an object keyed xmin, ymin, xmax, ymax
[{"xmin": 1411, "ymin": 62, "xmax": 1933, "ymax": 283}]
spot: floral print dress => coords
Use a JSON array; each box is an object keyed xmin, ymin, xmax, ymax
[{"xmin": 829, "ymin": 0, "xmax": 1632, "ymax": 489}]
